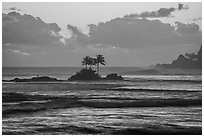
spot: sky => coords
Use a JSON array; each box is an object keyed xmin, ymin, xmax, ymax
[{"xmin": 2, "ymin": 2, "xmax": 202, "ymax": 67}]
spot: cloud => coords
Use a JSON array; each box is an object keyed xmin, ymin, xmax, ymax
[
  {"xmin": 3, "ymin": 7, "xmax": 22, "ymax": 12},
  {"xmin": 140, "ymin": 7, "xmax": 175, "ymax": 18},
  {"xmin": 8, "ymin": 49, "xmax": 30, "ymax": 56},
  {"xmin": 9, "ymin": 7, "xmax": 22, "ymax": 11},
  {"xmin": 2, "ymin": 12, "xmax": 63, "ymax": 46},
  {"xmin": 2, "ymin": 13, "xmax": 19, "ymax": 23},
  {"xmin": 67, "ymin": 24, "xmax": 89, "ymax": 44},
  {"xmin": 178, "ymin": 3, "xmax": 189, "ymax": 10},
  {"xmin": 175, "ymin": 22, "xmax": 200, "ymax": 34},
  {"xmin": 67, "ymin": 17, "xmax": 201, "ymax": 49},
  {"xmin": 192, "ymin": 17, "xmax": 202, "ymax": 21},
  {"xmin": 124, "ymin": 3, "xmax": 189, "ymax": 18},
  {"xmin": 124, "ymin": 8, "xmax": 175, "ymax": 18},
  {"xmin": 2, "ymin": 10, "xmax": 201, "ymax": 67}
]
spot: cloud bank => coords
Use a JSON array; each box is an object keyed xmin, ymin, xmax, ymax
[
  {"xmin": 2, "ymin": 3, "xmax": 202, "ymax": 67},
  {"xmin": 3, "ymin": 12, "xmax": 63, "ymax": 46},
  {"xmin": 124, "ymin": 3, "xmax": 189, "ymax": 19},
  {"xmin": 67, "ymin": 17, "xmax": 201, "ymax": 49}
]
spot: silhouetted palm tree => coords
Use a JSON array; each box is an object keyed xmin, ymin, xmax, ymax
[
  {"xmin": 95, "ymin": 54, "xmax": 106, "ymax": 74},
  {"xmin": 82, "ymin": 56, "xmax": 90, "ymax": 69},
  {"xmin": 82, "ymin": 56, "xmax": 95, "ymax": 69},
  {"xmin": 87, "ymin": 57, "xmax": 94, "ymax": 69}
]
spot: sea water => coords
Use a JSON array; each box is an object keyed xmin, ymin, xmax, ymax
[{"xmin": 2, "ymin": 67, "xmax": 202, "ymax": 134}]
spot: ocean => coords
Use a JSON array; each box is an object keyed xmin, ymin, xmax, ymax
[{"xmin": 2, "ymin": 67, "xmax": 202, "ymax": 135}]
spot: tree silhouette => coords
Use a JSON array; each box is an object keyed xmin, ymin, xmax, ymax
[
  {"xmin": 82, "ymin": 56, "xmax": 95, "ymax": 69},
  {"xmin": 82, "ymin": 55, "xmax": 106, "ymax": 72},
  {"xmin": 95, "ymin": 54, "xmax": 106, "ymax": 74},
  {"xmin": 82, "ymin": 56, "xmax": 90, "ymax": 69},
  {"xmin": 87, "ymin": 57, "xmax": 94, "ymax": 69}
]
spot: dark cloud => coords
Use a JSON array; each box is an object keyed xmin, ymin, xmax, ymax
[
  {"xmin": 175, "ymin": 22, "xmax": 200, "ymax": 34},
  {"xmin": 3, "ymin": 10, "xmax": 199, "ymax": 51},
  {"xmin": 3, "ymin": 7, "xmax": 22, "ymax": 12},
  {"xmin": 67, "ymin": 17, "xmax": 201, "ymax": 49},
  {"xmin": 67, "ymin": 25, "xmax": 82, "ymax": 35},
  {"xmin": 124, "ymin": 3, "xmax": 189, "ymax": 19},
  {"xmin": 140, "ymin": 7, "xmax": 175, "ymax": 18},
  {"xmin": 124, "ymin": 8, "xmax": 175, "ymax": 18},
  {"xmin": 2, "ymin": 12, "xmax": 63, "ymax": 46},
  {"xmin": 2, "ymin": 13, "xmax": 18, "ymax": 23},
  {"xmin": 178, "ymin": 3, "xmax": 189, "ymax": 10},
  {"xmin": 192, "ymin": 17, "xmax": 202, "ymax": 21},
  {"xmin": 9, "ymin": 7, "xmax": 22, "ymax": 11}
]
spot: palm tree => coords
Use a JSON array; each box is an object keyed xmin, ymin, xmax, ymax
[
  {"xmin": 82, "ymin": 56, "xmax": 95, "ymax": 69},
  {"xmin": 95, "ymin": 54, "xmax": 106, "ymax": 74},
  {"xmin": 87, "ymin": 57, "xmax": 94, "ymax": 69},
  {"xmin": 82, "ymin": 56, "xmax": 90, "ymax": 69}
]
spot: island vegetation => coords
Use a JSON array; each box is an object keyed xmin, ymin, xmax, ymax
[
  {"xmin": 69, "ymin": 54, "xmax": 124, "ymax": 81},
  {"xmin": 81, "ymin": 55, "xmax": 106, "ymax": 74}
]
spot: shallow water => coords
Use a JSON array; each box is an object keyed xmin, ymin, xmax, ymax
[
  {"xmin": 2, "ymin": 69, "xmax": 202, "ymax": 135},
  {"xmin": 2, "ymin": 107, "xmax": 201, "ymax": 134}
]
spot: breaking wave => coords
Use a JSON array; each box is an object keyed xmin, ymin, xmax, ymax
[{"xmin": 3, "ymin": 92, "xmax": 202, "ymax": 117}]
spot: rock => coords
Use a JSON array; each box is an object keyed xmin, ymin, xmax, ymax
[
  {"xmin": 30, "ymin": 76, "xmax": 58, "ymax": 82},
  {"xmin": 104, "ymin": 73, "xmax": 124, "ymax": 80},
  {"xmin": 10, "ymin": 78, "xmax": 29, "ymax": 82},
  {"xmin": 68, "ymin": 69, "xmax": 101, "ymax": 81},
  {"xmin": 8, "ymin": 76, "xmax": 60, "ymax": 82}
]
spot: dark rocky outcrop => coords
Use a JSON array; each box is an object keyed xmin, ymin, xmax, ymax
[
  {"xmin": 68, "ymin": 69, "xmax": 124, "ymax": 81},
  {"xmin": 4, "ymin": 76, "xmax": 61, "ymax": 82},
  {"xmin": 3, "ymin": 70, "xmax": 124, "ymax": 82},
  {"xmin": 104, "ymin": 73, "xmax": 124, "ymax": 80},
  {"xmin": 68, "ymin": 69, "xmax": 101, "ymax": 81}
]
